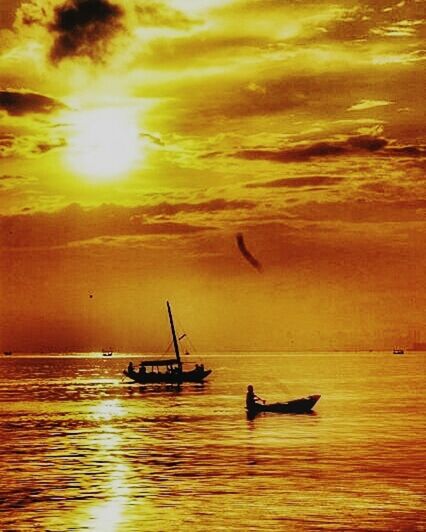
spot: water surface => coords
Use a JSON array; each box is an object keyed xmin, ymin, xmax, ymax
[{"xmin": 0, "ymin": 352, "xmax": 424, "ymax": 531}]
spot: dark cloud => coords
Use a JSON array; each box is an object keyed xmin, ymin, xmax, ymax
[
  {"xmin": 387, "ymin": 145, "xmax": 426, "ymax": 157},
  {"xmin": 348, "ymin": 135, "xmax": 388, "ymax": 152},
  {"xmin": 246, "ymin": 176, "xmax": 344, "ymax": 188},
  {"xmin": 48, "ymin": 0, "xmax": 125, "ymax": 63},
  {"xmin": 234, "ymin": 135, "xmax": 390, "ymax": 163},
  {"xmin": 0, "ymin": 90, "xmax": 65, "ymax": 116}
]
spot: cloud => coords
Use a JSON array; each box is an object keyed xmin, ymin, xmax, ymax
[
  {"xmin": 0, "ymin": 199, "xmax": 257, "ymax": 248},
  {"xmin": 371, "ymin": 19, "xmax": 424, "ymax": 38},
  {"xmin": 140, "ymin": 198, "xmax": 255, "ymax": 216},
  {"xmin": 0, "ymin": 174, "xmax": 29, "ymax": 191},
  {"xmin": 48, "ymin": 0, "xmax": 125, "ymax": 63},
  {"xmin": 0, "ymin": 133, "xmax": 66, "ymax": 159},
  {"xmin": 234, "ymin": 135, "xmax": 389, "ymax": 163},
  {"xmin": 135, "ymin": 1, "xmax": 196, "ymax": 29},
  {"xmin": 246, "ymin": 176, "xmax": 344, "ymax": 189},
  {"xmin": 288, "ymin": 199, "xmax": 426, "ymax": 223},
  {"xmin": 0, "ymin": 90, "xmax": 66, "ymax": 116},
  {"xmin": 348, "ymin": 99, "xmax": 393, "ymax": 111}
]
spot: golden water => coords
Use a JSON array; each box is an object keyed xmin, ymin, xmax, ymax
[{"xmin": 0, "ymin": 353, "xmax": 424, "ymax": 531}]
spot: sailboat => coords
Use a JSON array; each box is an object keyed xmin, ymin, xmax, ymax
[{"xmin": 122, "ymin": 301, "xmax": 212, "ymax": 385}]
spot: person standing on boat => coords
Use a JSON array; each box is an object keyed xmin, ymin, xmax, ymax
[
  {"xmin": 246, "ymin": 385, "xmax": 265, "ymax": 410},
  {"xmin": 128, "ymin": 361, "xmax": 134, "ymax": 374}
]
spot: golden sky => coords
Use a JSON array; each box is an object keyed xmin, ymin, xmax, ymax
[{"xmin": 0, "ymin": 0, "xmax": 425, "ymax": 352}]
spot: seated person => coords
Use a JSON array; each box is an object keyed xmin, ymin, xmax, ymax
[{"xmin": 246, "ymin": 385, "xmax": 265, "ymax": 410}]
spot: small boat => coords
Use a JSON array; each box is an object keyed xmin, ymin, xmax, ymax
[
  {"xmin": 3, "ymin": 351, "xmax": 12, "ymax": 356},
  {"xmin": 122, "ymin": 301, "xmax": 212, "ymax": 385},
  {"xmin": 247, "ymin": 394, "xmax": 321, "ymax": 416},
  {"xmin": 102, "ymin": 349, "xmax": 113, "ymax": 357},
  {"xmin": 393, "ymin": 348, "xmax": 404, "ymax": 355}
]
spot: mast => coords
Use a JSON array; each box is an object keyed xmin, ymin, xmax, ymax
[{"xmin": 167, "ymin": 301, "xmax": 182, "ymax": 369}]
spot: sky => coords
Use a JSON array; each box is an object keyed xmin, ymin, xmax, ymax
[{"xmin": 0, "ymin": 0, "xmax": 425, "ymax": 352}]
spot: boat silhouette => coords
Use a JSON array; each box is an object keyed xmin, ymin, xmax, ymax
[
  {"xmin": 122, "ymin": 301, "xmax": 211, "ymax": 385},
  {"xmin": 247, "ymin": 394, "xmax": 321, "ymax": 418}
]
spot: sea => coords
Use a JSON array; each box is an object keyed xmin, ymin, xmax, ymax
[{"xmin": 0, "ymin": 352, "xmax": 424, "ymax": 531}]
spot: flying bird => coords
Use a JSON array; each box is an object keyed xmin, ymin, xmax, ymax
[{"xmin": 236, "ymin": 233, "xmax": 262, "ymax": 272}]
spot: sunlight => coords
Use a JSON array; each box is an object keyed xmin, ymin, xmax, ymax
[
  {"xmin": 91, "ymin": 399, "xmax": 125, "ymax": 422},
  {"xmin": 87, "ymin": 464, "xmax": 130, "ymax": 531},
  {"xmin": 66, "ymin": 108, "xmax": 141, "ymax": 182}
]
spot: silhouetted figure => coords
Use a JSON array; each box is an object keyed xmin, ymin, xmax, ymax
[
  {"xmin": 128, "ymin": 361, "xmax": 134, "ymax": 373},
  {"xmin": 139, "ymin": 365, "xmax": 147, "ymax": 375},
  {"xmin": 246, "ymin": 385, "xmax": 264, "ymax": 410}
]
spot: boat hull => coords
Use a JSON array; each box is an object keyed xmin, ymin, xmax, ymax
[
  {"xmin": 123, "ymin": 368, "xmax": 212, "ymax": 385},
  {"xmin": 247, "ymin": 394, "xmax": 320, "ymax": 415}
]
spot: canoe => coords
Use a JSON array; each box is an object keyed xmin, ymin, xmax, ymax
[{"xmin": 247, "ymin": 394, "xmax": 321, "ymax": 415}]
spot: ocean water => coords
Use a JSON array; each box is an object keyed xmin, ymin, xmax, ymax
[{"xmin": 0, "ymin": 352, "xmax": 424, "ymax": 531}]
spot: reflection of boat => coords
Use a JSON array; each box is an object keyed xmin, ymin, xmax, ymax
[
  {"xmin": 123, "ymin": 301, "xmax": 212, "ymax": 385},
  {"xmin": 3, "ymin": 351, "xmax": 12, "ymax": 356},
  {"xmin": 247, "ymin": 395, "xmax": 321, "ymax": 416},
  {"xmin": 393, "ymin": 348, "xmax": 404, "ymax": 355}
]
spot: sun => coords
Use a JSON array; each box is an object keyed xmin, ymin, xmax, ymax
[{"xmin": 66, "ymin": 108, "xmax": 141, "ymax": 182}]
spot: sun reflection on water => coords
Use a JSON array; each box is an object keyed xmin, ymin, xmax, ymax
[
  {"xmin": 91, "ymin": 399, "xmax": 125, "ymax": 421},
  {"xmin": 83, "ymin": 401, "xmax": 134, "ymax": 531},
  {"xmin": 87, "ymin": 464, "xmax": 130, "ymax": 532}
]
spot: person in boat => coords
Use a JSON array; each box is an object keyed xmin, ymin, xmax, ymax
[
  {"xmin": 127, "ymin": 361, "xmax": 134, "ymax": 374},
  {"xmin": 246, "ymin": 385, "xmax": 265, "ymax": 410},
  {"xmin": 138, "ymin": 364, "xmax": 147, "ymax": 375}
]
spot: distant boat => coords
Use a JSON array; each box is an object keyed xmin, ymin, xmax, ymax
[
  {"xmin": 393, "ymin": 348, "xmax": 404, "ymax": 355},
  {"xmin": 102, "ymin": 349, "xmax": 113, "ymax": 357},
  {"xmin": 123, "ymin": 301, "xmax": 211, "ymax": 385},
  {"xmin": 3, "ymin": 351, "xmax": 12, "ymax": 356},
  {"xmin": 247, "ymin": 395, "xmax": 321, "ymax": 417}
]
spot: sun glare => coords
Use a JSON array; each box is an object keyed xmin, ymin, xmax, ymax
[{"xmin": 66, "ymin": 108, "xmax": 140, "ymax": 182}]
